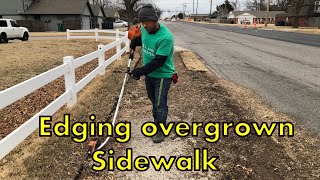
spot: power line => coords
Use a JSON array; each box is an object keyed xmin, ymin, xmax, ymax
[
  {"xmin": 157, "ymin": 2, "xmax": 209, "ymax": 5},
  {"xmin": 196, "ymin": 0, "xmax": 198, "ymax": 20},
  {"xmin": 182, "ymin": 3, "xmax": 187, "ymax": 15},
  {"xmin": 193, "ymin": 0, "xmax": 195, "ymax": 14},
  {"xmin": 209, "ymin": 0, "xmax": 213, "ymax": 22}
]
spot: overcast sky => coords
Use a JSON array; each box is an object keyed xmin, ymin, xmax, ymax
[
  {"xmin": 108, "ymin": 0, "xmax": 247, "ymax": 18},
  {"xmin": 154, "ymin": 0, "xmax": 246, "ymax": 18}
]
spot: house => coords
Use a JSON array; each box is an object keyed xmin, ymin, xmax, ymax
[
  {"xmin": 0, "ymin": 0, "xmax": 33, "ymax": 20},
  {"xmin": 91, "ymin": 4, "xmax": 105, "ymax": 28},
  {"xmin": 275, "ymin": 0, "xmax": 320, "ymax": 27},
  {"xmin": 0, "ymin": 0, "xmax": 96, "ymax": 31},
  {"xmin": 190, "ymin": 14, "xmax": 210, "ymax": 21},
  {"xmin": 228, "ymin": 11, "xmax": 285, "ymax": 24},
  {"xmin": 23, "ymin": 0, "xmax": 95, "ymax": 31},
  {"xmin": 104, "ymin": 7, "xmax": 120, "ymax": 22}
]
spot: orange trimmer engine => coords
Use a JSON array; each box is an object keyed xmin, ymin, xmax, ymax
[
  {"xmin": 86, "ymin": 140, "xmax": 100, "ymax": 160},
  {"xmin": 128, "ymin": 25, "xmax": 141, "ymax": 40}
]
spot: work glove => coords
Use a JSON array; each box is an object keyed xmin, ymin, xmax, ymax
[{"xmin": 129, "ymin": 69, "xmax": 141, "ymax": 80}]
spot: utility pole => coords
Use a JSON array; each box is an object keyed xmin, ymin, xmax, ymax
[
  {"xmin": 209, "ymin": 0, "xmax": 213, "ymax": 23},
  {"xmin": 196, "ymin": 0, "xmax": 198, "ymax": 21},
  {"xmin": 183, "ymin": 3, "xmax": 187, "ymax": 17},
  {"xmin": 182, "ymin": 3, "xmax": 184, "ymax": 16},
  {"xmin": 193, "ymin": 0, "xmax": 195, "ymax": 14},
  {"xmin": 182, "ymin": 3, "xmax": 187, "ymax": 17},
  {"xmin": 185, "ymin": 3, "xmax": 187, "ymax": 16},
  {"xmin": 265, "ymin": 0, "xmax": 270, "ymax": 27}
]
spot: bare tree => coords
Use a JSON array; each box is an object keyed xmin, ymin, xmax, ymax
[
  {"xmin": 260, "ymin": 0, "xmax": 290, "ymax": 11},
  {"xmin": 101, "ymin": 0, "xmax": 109, "ymax": 8},
  {"xmin": 230, "ymin": 0, "xmax": 240, "ymax": 10},
  {"xmin": 245, "ymin": 0, "xmax": 259, "ymax": 10},
  {"xmin": 91, "ymin": 0, "xmax": 102, "ymax": 28},
  {"xmin": 108, "ymin": 0, "xmax": 161, "ymax": 25},
  {"xmin": 290, "ymin": 0, "xmax": 306, "ymax": 28},
  {"xmin": 269, "ymin": 0, "xmax": 289, "ymax": 11},
  {"xmin": 245, "ymin": 0, "xmax": 267, "ymax": 10},
  {"xmin": 122, "ymin": 0, "xmax": 141, "ymax": 25},
  {"xmin": 118, "ymin": 0, "xmax": 162, "ymax": 25}
]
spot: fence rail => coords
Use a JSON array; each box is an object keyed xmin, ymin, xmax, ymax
[
  {"xmin": 67, "ymin": 28, "xmax": 127, "ymax": 41},
  {"xmin": 0, "ymin": 30, "xmax": 130, "ymax": 160}
]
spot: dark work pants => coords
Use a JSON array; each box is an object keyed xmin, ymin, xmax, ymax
[{"xmin": 145, "ymin": 76, "xmax": 172, "ymax": 125}]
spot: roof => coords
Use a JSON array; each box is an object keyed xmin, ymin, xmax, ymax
[
  {"xmin": 190, "ymin": 14, "xmax": 210, "ymax": 17},
  {"xmin": 90, "ymin": 4, "xmax": 103, "ymax": 17},
  {"xmin": 24, "ymin": 0, "xmax": 90, "ymax": 15},
  {"xmin": 0, "ymin": 0, "xmax": 24, "ymax": 15},
  {"xmin": 104, "ymin": 7, "xmax": 117, "ymax": 17},
  {"xmin": 231, "ymin": 11, "xmax": 285, "ymax": 18}
]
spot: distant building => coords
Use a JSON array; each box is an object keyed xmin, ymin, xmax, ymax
[
  {"xmin": 104, "ymin": 7, "xmax": 120, "ymax": 22},
  {"xmin": 0, "ymin": 0, "xmax": 33, "ymax": 20},
  {"xmin": 0, "ymin": 0, "xmax": 120, "ymax": 31},
  {"xmin": 91, "ymin": 4, "xmax": 105, "ymax": 28},
  {"xmin": 275, "ymin": 0, "xmax": 320, "ymax": 27},
  {"xmin": 190, "ymin": 14, "xmax": 210, "ymax": 22},
  {"xmin": 228, "ymin": 11, "xmax": 285, "ymax": 24}
]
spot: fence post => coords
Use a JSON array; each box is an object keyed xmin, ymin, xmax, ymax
[
  {"xmin": 98, "ymin": 45, "xmax": 105, "ymax": 76},
  {"xmin": 95, "ymin": 28, "xmax": 99, "ymax": 42},
  {"xmin": 116, "ymin": 29, "xmax": 121, "ymax": 60},
  {"xmin": 63, "ymin": 56, "xmax": 77, "ymax": 108},
  {"xmin": 125, "ymin": 31, "xmax": 130, "ymax": 52},
  {"xmin": 67, "ymin": 29, "xmax": 70, "ymax": 40}
]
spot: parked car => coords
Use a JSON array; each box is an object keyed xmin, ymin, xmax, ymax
[
  {"xmin": 0, "ymin": 19, "xmax": 29, "ymax": 43},
  {"xmin": 113, "ymin": 20, "xmax": 128, "ymax": 28}
]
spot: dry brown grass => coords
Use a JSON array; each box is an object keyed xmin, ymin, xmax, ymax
[
  {"xmin": 0, "ymin": 51, "xmax": 139, "ymax": 179},
  {"xmin": 0, "ymin": 49, "xmax": 319, "ymax": 179},
  {"xmin": 0, "ymin": 39, "xmax": 112, "ymax": 90},
  {"xmin": 179, "ymin": 51, "xmax": 208, "ymax": 72},
  {"xmin": 29, "ymin": 32, "xmax": 67, "ymax": 37},
  {"xmin": 0, "ymin": 39, "xmax": 125, "ymax": 141},
  {"xmin": 0, "ymin": 40, "xmax": 129, "ymax": 179}
]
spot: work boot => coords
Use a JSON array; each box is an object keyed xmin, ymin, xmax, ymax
[{"xmin": 152, "ymin": 130, "xmax": 164, "ymax": 143}]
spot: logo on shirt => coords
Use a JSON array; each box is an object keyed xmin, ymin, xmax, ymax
[{"xmin": 142, "ymin": 44, "xmax": 155, "ymax": 57}]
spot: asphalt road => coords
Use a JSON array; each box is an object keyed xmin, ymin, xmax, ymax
[
  {"xmin": 165, "ymin": 21, "xmax": 320, "ymax": 135},
  {"xmin": 183, "ymin": 22, "xmax": 320, "ymax": 47}
]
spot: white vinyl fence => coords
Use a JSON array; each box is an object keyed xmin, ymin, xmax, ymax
[
  {"xmin": 67, "ymin": 28, "xmax": 126, "ymax": 42},
  {"xmin": 0, "ymin": 30, "xmax": 130, "ymax": 160}
]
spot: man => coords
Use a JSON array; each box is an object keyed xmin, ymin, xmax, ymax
[{"xmin": 129, "ymin": 4, "xmax": 175, "ymax": 143}]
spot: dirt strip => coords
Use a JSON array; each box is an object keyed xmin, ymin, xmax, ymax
[{"xmin": 0, "ymin": 49, "xmax": 319, "ymax": 179}]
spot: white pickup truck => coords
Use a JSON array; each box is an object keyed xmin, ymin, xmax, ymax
[{"xmin": 0, "ymin": 19, "xmax": 29, "ymax": 43}]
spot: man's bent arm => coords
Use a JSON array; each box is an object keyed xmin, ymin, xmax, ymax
[
  {"xmin": 133, "ymin": 55, "xmax": 168, "ymax": 76},
  {"xmin": 130, "ymin": 37, "xmax": 142, "ymax": 51}
]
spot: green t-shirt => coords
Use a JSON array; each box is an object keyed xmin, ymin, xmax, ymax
[{"xmin": 141, "ymin": 23, "xmax": 175, "ymax": 78}]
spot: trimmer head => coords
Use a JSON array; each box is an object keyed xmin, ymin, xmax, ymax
[{"xmin": 86, "ymin": 140, "xmax": 101, "ymax": 160}]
